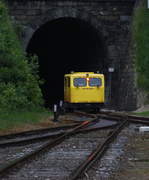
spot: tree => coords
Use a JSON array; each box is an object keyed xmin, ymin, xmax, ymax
[{"xmin": 0, "ymin": 1, "xmax": 43, "ymax": 110}]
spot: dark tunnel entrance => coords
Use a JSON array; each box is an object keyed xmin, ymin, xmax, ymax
[{"xmin": 27, "ymin": 17, "xmax": 107, "ymax": 107}]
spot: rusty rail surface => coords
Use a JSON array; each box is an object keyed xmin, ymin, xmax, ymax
[
  {"xmin": 0, "ymin": 123, "xmax": 78, "ymax": 139},
  {"xmin": 0, "ymin": 110, "xmax": 148, "ymax": 178},
  {"xmin": 0, "ymin": 123, "xmax": 118, "ymax": 147},
  {"xmin": 0, "ymin": 118, "xmax": 99, "ymax": 177},
  {"xmin": 0, "ymin": 112, "xmax": 118, "ymax": 147},
  {"xmin": 98, "ymin": 111, "xmax": 149, "ymax": 125},
  {"xmin": 69, "ymin": 118, "xmax": 128, "ymax": 180},
  {"xmin": 0, "ymin": 111, "xmax": 95, "ymax": 142}
]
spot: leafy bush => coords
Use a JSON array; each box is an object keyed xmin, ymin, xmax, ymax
[
  {"xmin": 133, "ymin": 0, "xmax": 149, "ymax": 91},
  {"xmin": 0, "ymin": 1, "xmax": 43, "ymax": 110}
]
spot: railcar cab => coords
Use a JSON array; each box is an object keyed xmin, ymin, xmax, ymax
[{"xmin": 64, "ymin": 72, "xmax": 105, "ymax": 111}]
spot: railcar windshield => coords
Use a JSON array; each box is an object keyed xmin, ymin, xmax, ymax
[
  {"xmin": 74, "ymin": 78, "xmax": 87, "ymax": 87},
  {"xmin": 89, "ymin": 78, "xmax": 102, "ymax": 86}
]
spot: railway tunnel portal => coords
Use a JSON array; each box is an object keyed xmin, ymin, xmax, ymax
[
  {"xmin": 7, "ymin": 0, "xmax": 137, "ymax": 110},
  {"xmin": 27, "ymin": 17, "xmax": 107, "ymax": 106}
]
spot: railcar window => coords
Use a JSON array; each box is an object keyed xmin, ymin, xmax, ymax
[
  {"xmin": 74, "ymin": 78, "xmax": 87, "ymax": 87},
  {"xmin": 89, "ymin": 78, "xmax": 102, "ymax": 86}
]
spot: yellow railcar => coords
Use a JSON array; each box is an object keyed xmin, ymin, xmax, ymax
[{"xmin": 64, "ymin": 72, "xmax": 105, "ymax": 111}]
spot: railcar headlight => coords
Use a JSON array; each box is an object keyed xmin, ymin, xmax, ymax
[{"xmin": 87, "ymin": 78, "xmax": 89, "ymax": 82}]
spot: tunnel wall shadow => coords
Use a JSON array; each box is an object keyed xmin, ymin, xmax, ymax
[{"xmin": 27, "ymin": 17, "xmax": 107, "ymax": 107}]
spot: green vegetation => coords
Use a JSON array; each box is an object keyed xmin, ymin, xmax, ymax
[
  {"xmin": 0, "ymin": 1, "xmax": 43, "ymax": 111},
  {"xmin": 133, "ymin": 111, "xmax": 149, "ymax": 117},
  {"xmin": 0, "ymin": 1, "xmax": 48, "ymax": 130},
  {"xmin": 133, "ymin": 0, "xmax": 149, "ymax": 91},
  {"xmin": 0, "ymin": 110, "xmax": 52, "ymax": 130}
]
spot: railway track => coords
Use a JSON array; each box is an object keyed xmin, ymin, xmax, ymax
[
  {"xmin": 69, "ymin": 118, "xmax": 128, "ymax": 180},
  {"xmin": 0, "ymin": 111, "xmax": 148, "ymax": 179},
  {"xmin": 0, "ymin": 113, "xmax": 117, "ymax": 179},
  {"xmin": 0, "ymin": 120, "xmax": 94, "ymax": 175},
  {"xmin": 0, "ymin": 126, "xmax": 115, "ymax": 179},
  {"xmin": 0, "ymin": 112, "xmax": 117, "ymax": 148},
  {"xmin": 0, "ymin": 111, "xmax": 95, "ymax": 142},
  {"xmin": 98, "ymin": 111, "xmax": 149, "ymax": 125}
]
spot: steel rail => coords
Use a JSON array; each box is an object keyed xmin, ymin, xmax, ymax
[
  {"xmin": 0, "ymin": 119, "xmax": 99, "ymax": 177},
  {"xmin": 0, "ymin": 111, "xmax": 95, "ymax": 140},
  {"xmin": 69, "ymin": 118, "xmax": 128, "ymax": 180},
  {"xmin": 0, "ymin": 122, "xmax": 118, "ymax": 147},
  {"xmin": 3, "ymin": 111, "xmax": 146, "ymax": 143},
  {"xmin": 0, "ymin": 113, "xmax": 117, "ymax": 147},
  {"xmin": 0, "ymin": 123, "xmax": 78, "ymax": 140},
  {"xmin": 100, "ymin": 111, "xmax": 149, "ymax": 121},
  {"xmin": 98, "ymin": 112, "xmax": 149, "ymax": 125},
  {"xmin": 73, "ymin": 111, "xmax": 96, "ymax": 118},
  {"xmin": 0, "ymin": 132, "xmax": 64, "ymax": 147},
  {"xmin": 76, "ymin": 110, "xmax": 149, "ymax": 123}
]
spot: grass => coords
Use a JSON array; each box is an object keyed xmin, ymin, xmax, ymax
[
  {"xmin": 133, "ymin": 111, "xmax": 149, "ymax": 117},
  {"xmin": 0, "ymin": 109, "xmax": 52, "ymax": 130},
  {"xmin": 133, "ymin": 0, "xmax": 149, "ymax": 90}
]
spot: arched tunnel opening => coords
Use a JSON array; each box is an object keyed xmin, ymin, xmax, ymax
[{"xmin": 27, "ymin": 17, "xmax": 107, "ymax": 107}]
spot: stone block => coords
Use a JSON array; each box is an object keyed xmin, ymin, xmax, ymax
[{"xmin": 139, "ymin": 127, "xmax": 149, "ymax": 132}]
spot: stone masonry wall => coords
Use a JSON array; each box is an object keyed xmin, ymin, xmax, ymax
[{"xmin": 6, "ymin": 0, "xmax": 137, "ymax": 110}]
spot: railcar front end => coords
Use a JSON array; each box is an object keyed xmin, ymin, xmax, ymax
[{"xmin": 64, "ymin": 72, "xmax": 105, "ymax": 111}]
